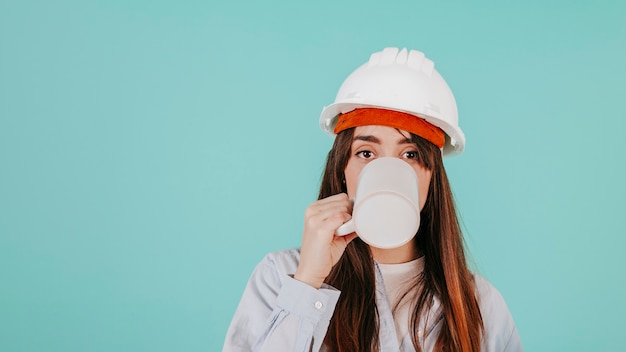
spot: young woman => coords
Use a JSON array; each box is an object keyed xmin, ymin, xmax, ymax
[{"xmin": 223, "ymin": 48, "xmax": 522, "ymax": 352}]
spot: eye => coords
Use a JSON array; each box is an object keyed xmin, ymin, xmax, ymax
[
  {"xmin": 403, "ymin": 150, "xmax": 419, "ymax": 159},
  {"xmin": 356, "ymin": 150, "xmax": 374, "ymax": 159}
]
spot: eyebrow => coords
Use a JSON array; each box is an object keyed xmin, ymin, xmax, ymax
[
  {"xmin": 354, "ymin": 135, "xmax": 381, "ymax": 143},
  {"xmin": 353, "ymin": 135, "xmax": 414, "ymax": 145}
]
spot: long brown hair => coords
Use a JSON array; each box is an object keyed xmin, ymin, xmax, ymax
[{"xmin": 320, "ymin": 127, "xmax": 484, "ymax": 351}]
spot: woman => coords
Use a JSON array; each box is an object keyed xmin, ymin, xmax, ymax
[{"xmin": 223, "ymin": 48, "xmax": 522, "ymax": 352}]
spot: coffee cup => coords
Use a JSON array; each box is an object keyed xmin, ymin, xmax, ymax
[{"xmin": 335, "ymin": 157, "xmax": 420, "ymax": 249}]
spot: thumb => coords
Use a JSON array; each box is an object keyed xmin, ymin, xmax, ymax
[{"xmin": 341, "ymin": 232, "xmax": 358, "ymax": 244}]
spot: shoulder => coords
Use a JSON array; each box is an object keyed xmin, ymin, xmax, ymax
[
  {"xmin": 473, "ymin": 274, "xmax": 509, "ymax": 315},
  {"xmin": 249, "ymin": 248, "xmax": 302, "ymax": 286},
  {"xmin": 473, "ymin": 274, "xmax": 523, "ymax": 351},
  {"xmin": 259, "ymin": 248, "xmax": 301, "ymax": 274},
  {"xmin": 237, "ymin": 248, "xmax": 304, "ymax": 306}
]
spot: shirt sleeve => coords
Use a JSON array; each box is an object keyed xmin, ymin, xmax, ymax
[{"xmin": 223, "ymin": 253, "xmax": 341, "ymax": 352}]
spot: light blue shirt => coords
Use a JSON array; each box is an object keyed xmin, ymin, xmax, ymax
[{"xmin": 223, "ymin": 249, "xmax": 522, "ymax": 351}]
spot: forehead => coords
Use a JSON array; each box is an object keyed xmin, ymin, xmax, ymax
[{"xmin": 353, "ymin": 125, "xmax": 412, "ymax": 140}]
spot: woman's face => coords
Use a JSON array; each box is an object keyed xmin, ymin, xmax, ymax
[{"xmin": 344, "ymin": 125, "xmax": 432, "ymax": 211}]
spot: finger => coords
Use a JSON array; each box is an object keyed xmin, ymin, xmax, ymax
[
  {"xmin": 306, "ymin": 211, "xmax": 351, "ymax": 237},
  {"xmin": 342, "ymin": 232, "xmax": 358, "ymax": 243},
  {"xmin": 322, "ymin": 192, "xmax": 349, "ymax": 201},
  {"xmin": 313, "ymin": 204, "xmax": 352, "ymax": 221},
  {"xmin": 314, "ymin": 193, "xmax": 349, "ymax": 205},
  {"xmin": 306, "ymin": 196, "xmax": 352, "ymax": 216}
]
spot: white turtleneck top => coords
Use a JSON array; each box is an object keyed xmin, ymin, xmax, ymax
[{"xmin": 377, "ymin": 257, "xmax": 425, "ymax": 345}]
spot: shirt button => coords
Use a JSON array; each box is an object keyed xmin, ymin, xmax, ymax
[{"xmin": 314, "ymin": 301, "xmax": 323, "ymax": 310}]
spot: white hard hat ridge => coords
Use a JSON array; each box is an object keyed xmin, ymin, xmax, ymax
[{"xmin": 319, "ymin": 47, "xmax": 466, "ymax": 155}]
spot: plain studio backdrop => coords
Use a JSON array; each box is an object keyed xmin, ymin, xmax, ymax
[{"xmin": 1, "ymin": 1, "xmax": 625, "ymax": 351}]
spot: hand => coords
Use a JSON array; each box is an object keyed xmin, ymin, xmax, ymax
[{"xmin": 294, "ymin": 193, "xmax": 358, "ymax": 289}]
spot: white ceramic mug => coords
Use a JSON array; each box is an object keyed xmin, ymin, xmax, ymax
[{"xmin": 335, "ymin": 157, "xmax": 421, "ymax": 249}]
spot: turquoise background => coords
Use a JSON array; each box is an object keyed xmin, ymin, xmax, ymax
[{"xmin": 1, "ymin": 1, "xmax": 625, "ymax": 351}]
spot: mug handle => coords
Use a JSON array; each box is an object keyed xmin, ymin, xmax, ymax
[{"xmin": 335, "ymin": 220, "xmax": 355, "ymax": 236}]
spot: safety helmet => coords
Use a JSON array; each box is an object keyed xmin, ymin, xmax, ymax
[{"xmin": 319, "ymin": 47, "xmax": 465, "ymax": 155}]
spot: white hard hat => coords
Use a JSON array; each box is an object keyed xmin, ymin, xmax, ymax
[{"xmin": 319, "ymin": 47, "xmax": 465, "ymax": 155}]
